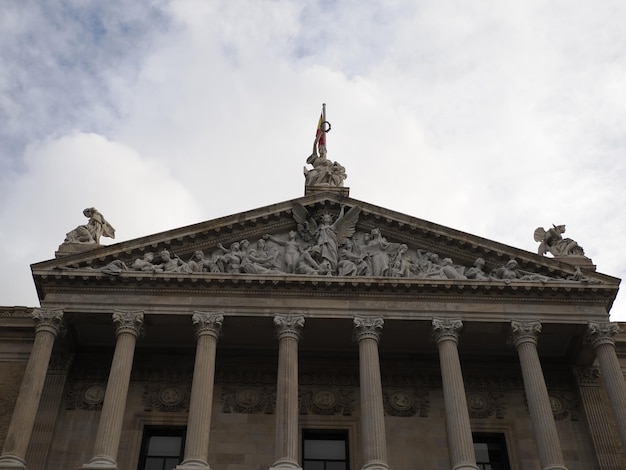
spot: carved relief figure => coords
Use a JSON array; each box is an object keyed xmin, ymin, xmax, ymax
[
  {"xmin": 188, "ymin": 250, "xmax": 220, "ymax": 273},
  {"xmin": 337, "ymin": 239, "xmax": 368, "ymax": 276},
  {"xmin": 217, "ymin": 241, "xmax": 245, "ymax": 273},
  {"xmin": 361, "ymin": 228, "xmax": 398, "ymax": 277},
  {"xmin": 292, "ymin": 204, "xmax": 361, "ymax": 274},
  {"xmin": 534, "ymin": 224, "xmax": 585, "ymax": 257},
  {"xmin": 63, "ymin": 208, "xmax": 115, "ymax": 245},
  {"xmin": 158, "ymin": 250, "xmax": 191, "ymax": 273},
  {"xmin": 265, "ymin": 231, "xmax": 301, "ymax": 274},
  {"xmin": 243, "ymin": 239, "xmax": 280, "ymax": 274},
  {"xmin": 464, "ymin": 258, "xmax": 489, "ymax": 280},
  {"xmin": 390, "ymin": 244, "xmax": 413, "ymax": 277}
]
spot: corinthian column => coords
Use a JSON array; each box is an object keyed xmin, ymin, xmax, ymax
[
  {"xmin": 510, "ymin": 320, "xmax": 567, "ymax": 470},
  {"xmin": 80, "ymin": 311, "xmax": 144, "ymax": 470},
  {"xmin": 176, "ymin": 312, "xmax": 223, "ymax": 470},
  {"xmin": 587, "ymin": 322, "xmax": 626, "ymax": 454},
  {"xmin": 432, "ymin": 318, "xmax": 478, "ymax": 470},
  {"xmin": 271, "ymin": 314, "xmax": 304, "ymax": 470},
  {"xmin": 0, "ymin": 309, "xmax": 64, "ymax": 470},
  {"xmin": 353, "ymin": 316, "xmax": 389, "ymax": 470}
]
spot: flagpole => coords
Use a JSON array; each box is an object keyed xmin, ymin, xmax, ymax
[{"xmin": 322, "ymin": 103, "xmax": 327, "ymax": 150}]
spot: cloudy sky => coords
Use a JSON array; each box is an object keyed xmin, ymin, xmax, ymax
[{"xmin": 1, "ymin": 0, "xmax": 624, "ymax": 318}]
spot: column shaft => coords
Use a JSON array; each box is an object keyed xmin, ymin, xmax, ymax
[
  {"xmin": 354, "ymin": 316, "xmax": 389, "ymax": 470},
  {"xmin": 80, "ymin": 311, "xmax": 143, "ymax": 470},
  {"xmin": 512, "ymin": 321, "xmax": 567, "ymax": 470},
  {"xmin": 587, "ymin": 322, "xmax": 626, "ymax": 455},
  {"xmin": 432, "ymin": 318, "xmax": 478, "ymax": 470},
  {"xmin": 0, "ymin": 310, "xmax": 64, "ymax": 470},
  {"xmin": 177, "ymin": 312, "xmax": 223, "ymax": 470},
  {"xmin": 271, "ymin": 314, "xmax": 304, "ymax": 470}
]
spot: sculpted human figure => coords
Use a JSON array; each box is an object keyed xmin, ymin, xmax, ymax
[
  {"xmin": 490, "ymin": 259, "xmax": 520, "ymax": 281},
  {"xmin": 188, "ymin": 250, "xmax": 220, "ymax": 273},
  {"xmin": 63, "ymin": 207, "xmax": 115, "ymax": 245},
  {"xmin": 131, "ymin": 252, "xmax": 163, "ymax": 273},
  {"xmin": 296, "ymin": 246, "xmax": 327, "ymax": 275},
  {"xmin": 292, "ymin": 203, "xmax": 361, "ymax": 275},
  {"xmin": 337, "ymin": 239, "xmax": 368, "ymax": 276},
  {"xmin": 534, "ymin": 224, "xmax": 585, "ymax": 257},
  {"xmin": 464, "ymin": 258, "xmax": 489, "ymax": 280},
  {"xmin": 303, "ymin": 131, "xmax": 347, "ymax": 187},
  {"xmin": 158, "ymin": 249, "xmax": 192, "ymax": 273},
  {"xmin": 423, "ymin": 257, "xmax": 466, "ymax": 280},
  {"xmin": 361, "ymin": 228, "xmax": 397, "ymax": 277},
  {"xmin": 265, "ymin": 231, "xmax": 301, "ymax": 274},
  {"xmin": 390, "ymin": 244, "xmax": 413, "ymax": 278},
  {"xmin": 217, "ymin": 241, "xmax": 246, "ymax": 273},
  {"xmin": 243, "ymin": 239, "xmax": 280, "ymax": 274}
]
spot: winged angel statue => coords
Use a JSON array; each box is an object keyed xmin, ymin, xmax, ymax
[
  {"xmin": 534, "ymin": 224, "xmax": 585, "ymax": 257},
  {"xmin": 292, "ymin": 203, "xmax": 361, "ymax": 274}
]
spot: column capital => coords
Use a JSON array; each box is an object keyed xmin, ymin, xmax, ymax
[
  {"xmin": 573, "ymin": 367, "xmax": 601, "ymax": 386},
  {"xmin": 274, "ymin": 314, "xmax": 305, "ymax": 341},
  {"xmin": 192, "ymin": 311, "xmax": 224, "ymax": 338},
  {"xmin": 353, "ymin": 316, "xmax": 384, "ymax": 343},
  {"xmin": 510, "ymin": 320, "xmax": 541, "ymax": 348},
  {"xmin": 30, "ymin": 308, "xmax": 64, "ymax": 337},
  {"xmin": 112, "ymin": 310, "xmax": 144, "ymax": 337},
  {"xmin": 432, "ymin": 318, "xmax": 463, "ymax": 345},
  {"xmin": 587, "ymin": 321, "xmax": 620, "ymax": 349}
]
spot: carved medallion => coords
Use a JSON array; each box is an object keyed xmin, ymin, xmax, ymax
[{"xmin": 382, "ymin": 388, "xmax": 430, "ymax": 417}]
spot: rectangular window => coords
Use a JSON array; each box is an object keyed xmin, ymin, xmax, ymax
[
  {"xmin": 473, "ymin": 433, "xmax": 511, "ymax": 470},
  {"xmin": 303, "ymin": 429, "xmax": 349, "ymax": 470},
  {"xmin": 138, "ymin": 427, "xmax": 186, "ymax": 470}
]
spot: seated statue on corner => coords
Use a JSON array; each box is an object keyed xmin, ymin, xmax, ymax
[
  {"xmin": 63, "ymin": 208, "xmax": 115, "ymax": 245},
  {"xmin": 534, "ymin": 224, "xmax": 585, "ymax": 257},
  {"xmin": 303, "ymin": 131, "xmax": 347, "ymax": 187}
]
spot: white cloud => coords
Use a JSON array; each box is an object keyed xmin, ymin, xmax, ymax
[{"xmin": 0, "ymin": 0, "xmax": 624, "ymax": 317}]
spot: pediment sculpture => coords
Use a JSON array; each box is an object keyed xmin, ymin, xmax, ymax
[{"xmin": 89, "ymin": 205, "xmax": 590, "ymax": 283}]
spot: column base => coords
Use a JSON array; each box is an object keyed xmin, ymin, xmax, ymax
[
  {"xmin": 451, "ymin": 464, "xmax": 479, "ymax": 470},
  {"xmin": 0, "ymin": 455, "xmax": 27, "ymax": 470},
  {"xmin": 362, "ymin": 460, "xmax": 390, "ymax": 470},
  {"xmin": 78, "ymin": 456, "xmax": 118, "ymax": 470},
  {"xmin": 270, "ymin": 458, "xmax": 302, "ymax": 470},
  {"xmin": 174, "ymin": 459, "xmax": 212, "ymax": 470}
]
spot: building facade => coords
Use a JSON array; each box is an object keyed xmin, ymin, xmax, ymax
[{"xmin": 0, "ymin": 186, "xmax": 624, "ymax": 470}]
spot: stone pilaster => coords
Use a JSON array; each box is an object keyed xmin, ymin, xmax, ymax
[
  {"xmin": 510, "ymin": 320, "xmax": 567, "ymax": 470},
  {"xmin": 432, "ymin": 318, "xmax": 478, "ymax": 470},
  {"xmin": 80, "ymin": 311, "xmax": 144, "ymax": 470},
  {"xmin": 0, "ymin": 309, "xmax": 64, "ymax": 470},
  {"xmin": 587, "ymin": 322, "xmax": 626, "ymax": 456},
  {"xmin": 354, "ymin": 316, "xmax": 390, "ymax": 470},
  {"xmin": 176, "ymin": 312, "xmax": 223, "ymax": 470},
  {"xmin": 271, "ymin": 314, "xmax": 304, "ymax": 470},
  {"xmin": 574, "ymin": 367, "xmax": 624, "ymax": 470}
]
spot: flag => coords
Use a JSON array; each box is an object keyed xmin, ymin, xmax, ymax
[{"xmin": 316, "ymin": 113, "xmax": 326, "ymax": 147}]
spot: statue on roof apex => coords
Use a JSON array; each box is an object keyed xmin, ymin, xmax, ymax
[
  {"xmin": 534, "ymin": 224, "xmax": 585, "ymax": 257},
  {"xmin": 63, "ymin": 207, "xmax": 115, "ymax": 245},
  {"xmin": 303, "ymin": 104, "xmax": 347, "ymax": 188}
]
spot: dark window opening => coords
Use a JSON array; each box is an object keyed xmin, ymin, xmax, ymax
[
  {"xmin": 473, "ymin": 433, "xmax": 511, "ymax": 470},
  {"xmin": 138, "ymin": 427, "xmax": 186, "ymax": 470},
  {"xmin": 303, "ymin": 429, "xmax": 349, "ymax": 470}
]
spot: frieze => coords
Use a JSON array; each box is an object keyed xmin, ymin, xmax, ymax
[
  {"xmin": 66, "ymin": 203, "xmax": 590, "ymax": 284},
  {"xmin": 300, "ymin": 387, "xmax": 355, "ymax": 416},
  {"xmin": 221, "ymin": 386, "xmax": 275, "ymax": 414},
  {"xmin": 383, "ymin": 389, "xmax": 430, "ymax": 417},
  {"xmin": 143, "ymin": 384, "xmax": 191, "ymax": 412},
  {"xmin": 65, "ymin": 383, "xmax": 106, "ymax": 410},
  {"xmin": 466, "ymin": 391, "xmax": 505, "ymax": 419}
]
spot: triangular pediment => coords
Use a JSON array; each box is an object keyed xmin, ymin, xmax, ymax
[{"xmin": 31, "ymin": 192, "xmax": 620, "ymax": 305}]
